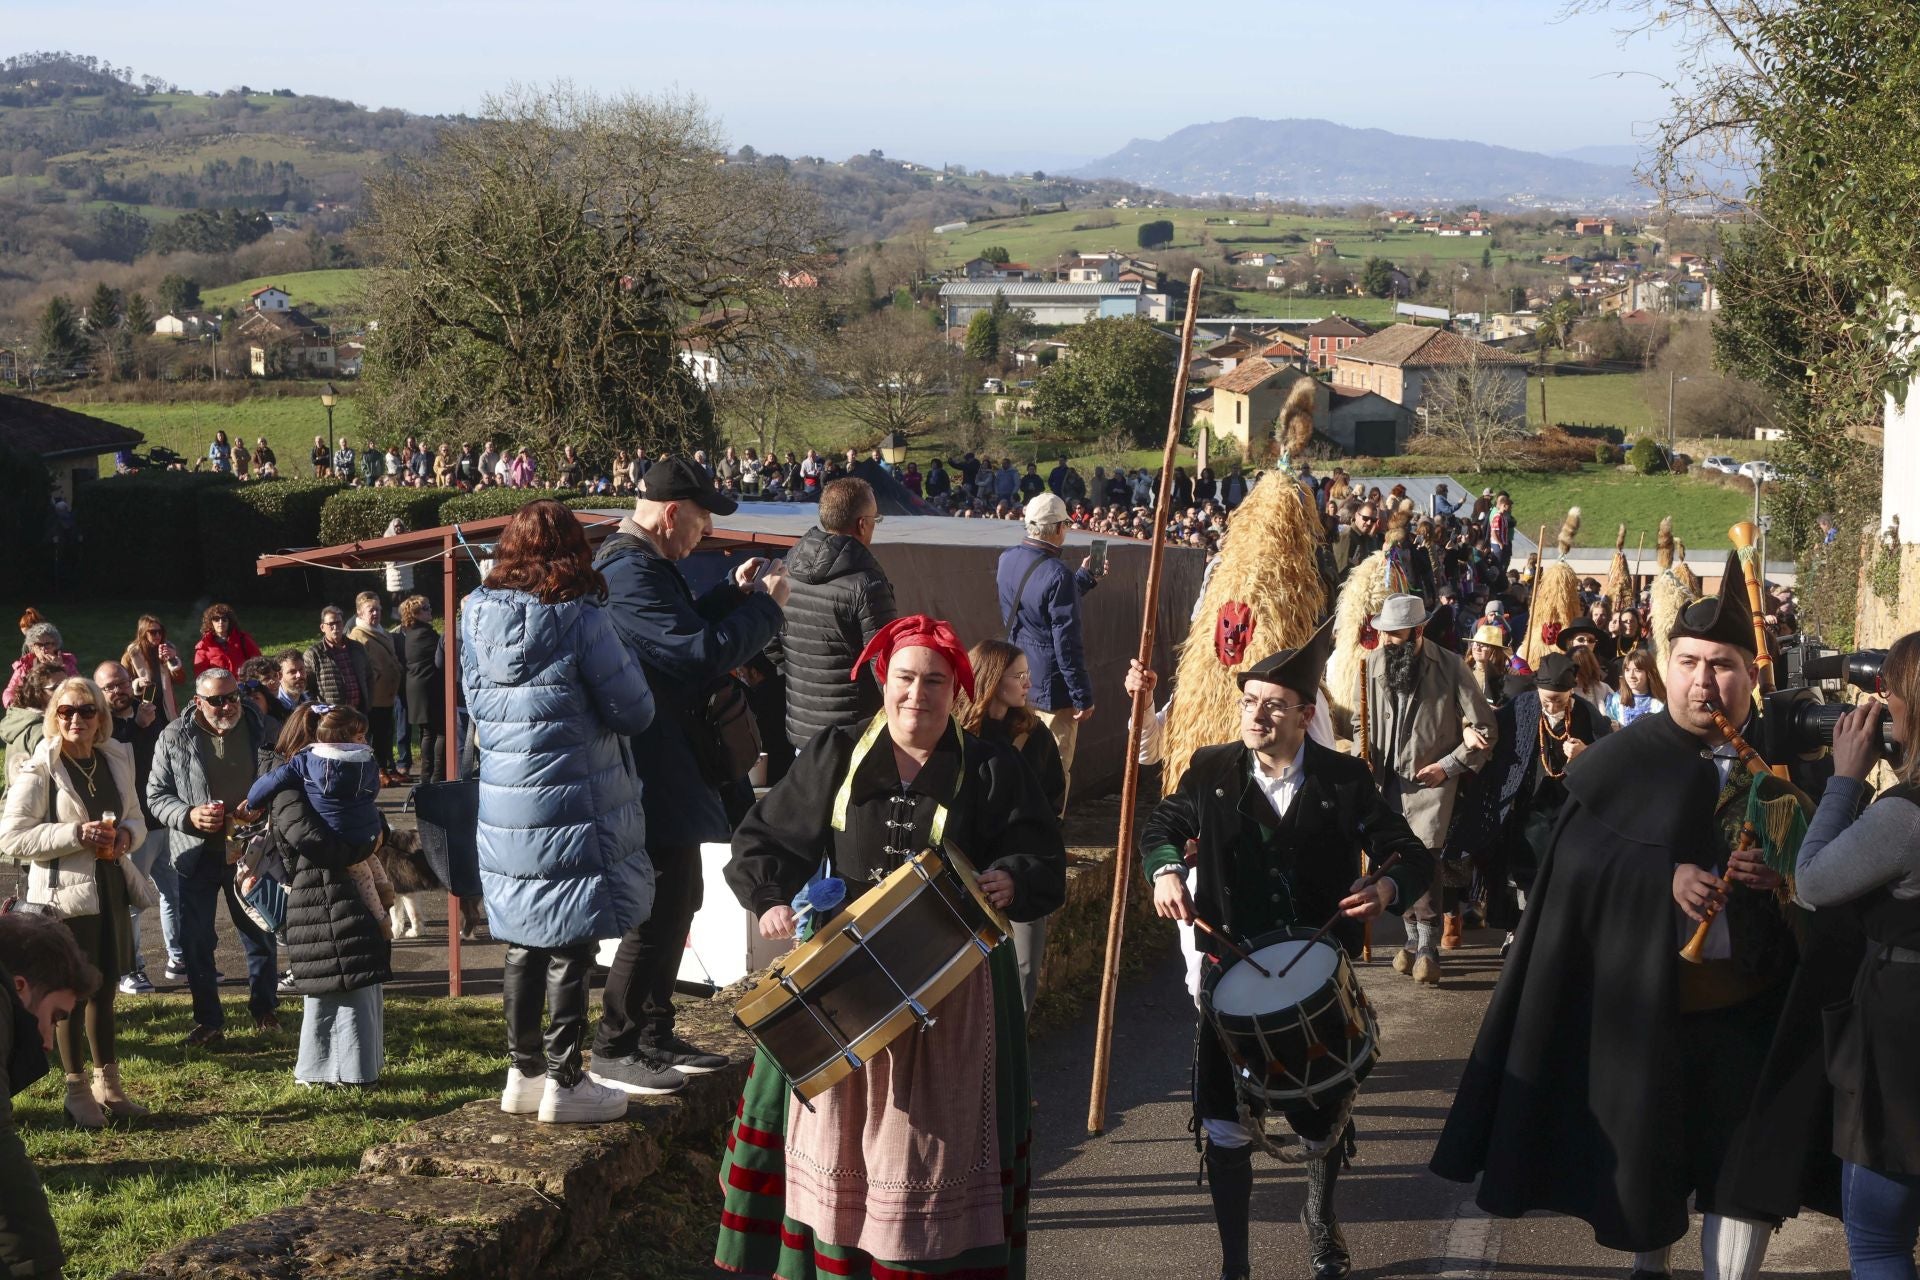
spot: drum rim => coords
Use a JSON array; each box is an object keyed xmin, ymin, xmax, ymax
[{"xmin": 784, "ymin": 941, "xmax": 989, "ymax": 1100}]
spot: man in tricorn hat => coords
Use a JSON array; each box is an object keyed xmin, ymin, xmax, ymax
[
  {"xmin": 1140, "ymin": 617, "xmax": 1431, "ymax": 1280},
  {"xmin": 1356, "ymin": 593, "xmax": 1497, "ymax": 985},
  {"xmin": 1432, "ymin": 551, "xmax": 1819, "ymax": 1280}
]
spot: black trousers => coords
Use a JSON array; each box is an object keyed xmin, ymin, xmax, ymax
[
  {"xmin": 368, "ymin": 704, "xmax": 396, "ymax": 772},
  {"xmin": 502, "ymin": 941, "xmax": 596, "ymax": 1086},
  {"xmin": 593, "ymin": 843, "xmax": 702, "ymax": 1058},
  {"xmin": 410, "ymin": 719, "xmax": 444, "ymax": 785}
]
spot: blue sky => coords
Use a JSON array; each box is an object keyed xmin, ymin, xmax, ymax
[{"xmin": 13, "ymin": 1, "xmax": 1685, "ymax": 170}]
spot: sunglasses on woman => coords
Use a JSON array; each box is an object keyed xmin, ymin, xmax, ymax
[{"xmin": 55, "ymin": 705, "xmax": 98, "ymax": 721}]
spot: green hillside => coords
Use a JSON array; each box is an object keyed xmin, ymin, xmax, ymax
[{"xmin": 202, "ymin": 269, "xmax": 369, "ymax": 315}]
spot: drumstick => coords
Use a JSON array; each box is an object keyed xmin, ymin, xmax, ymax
[
  {"xmin": 1273, "ymin": 853, "xmax": 1403, "ymax": 981},
  {"xmin": 1191, "ymin": 916, "xmax": 1272, "ymax": 978}
]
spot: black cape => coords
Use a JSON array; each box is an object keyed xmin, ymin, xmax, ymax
[{"xmin": 1429, "ymin": 710, "xmax": 1741, "ymax": 1251}]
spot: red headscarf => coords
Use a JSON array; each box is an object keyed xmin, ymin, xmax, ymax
[{"xmin": 852, "ymin": 614, "xmax": 975, "ymax": 698}]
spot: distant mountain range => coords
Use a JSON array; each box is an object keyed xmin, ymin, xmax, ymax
[{"xmin": 1071, "ymin": 118, "xmax": 1648, "ymax": 207}]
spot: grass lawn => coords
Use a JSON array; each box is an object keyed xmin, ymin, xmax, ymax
[
  {"xmin": 1208, "ymin": 291, "xmax": 1400, "ymax": 324},
  {"xmin": 201, "ymin": 269, "xmax": 370, "ymax": 315},
  {"xmin": 1528, "ymin": 370, "xmax": 1660, "ymax": 434},
  {"xmin": 18, "ymin": 994, "xmax": 503, "ymax": 1280},
  {"xmin": 35, "ymin": 600, "xmax": 333, "ymax": 671},
  {"xmin": 48, "ymin": 390, "xmax": 366, "ymax": 479},
  {"xmin": 1344, "ymin": 463, "xmax": 1758, "ymax": 550}
]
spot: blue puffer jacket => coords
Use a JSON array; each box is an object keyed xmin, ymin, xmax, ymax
[{"xmin": 460, "ymin": 586, "xmax": 657, "ymax": 949}]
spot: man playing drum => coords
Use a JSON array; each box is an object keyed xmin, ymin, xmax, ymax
[
  {"xmin": 714, "ymin": 614, "xmax": 1066, "ymax": 1280},
  {"xmin": 1141, "ymin": 620, "xmax": 1432, "ymax": 1280}
]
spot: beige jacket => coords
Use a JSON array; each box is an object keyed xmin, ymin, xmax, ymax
[
  {"xmin": 1357, "ymin": 640, "xmax": 1497, "ymax": 849},
  {"xmin": 0, "ymin": 736, "xmax": 154, "ymax": 917},
  {"xmin": 350, "ymin": 623, "xmax": 403, "ymax": 707}
]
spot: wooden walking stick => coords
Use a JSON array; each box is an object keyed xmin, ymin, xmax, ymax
[{"xmin": 1087, "ymin": 267, "xmax": 1204, "ymax": 1138}]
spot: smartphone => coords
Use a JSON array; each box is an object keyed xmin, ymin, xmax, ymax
[{"xmin": 1089, "ymin": 539, "xmax": 1108, "ymax": 576}]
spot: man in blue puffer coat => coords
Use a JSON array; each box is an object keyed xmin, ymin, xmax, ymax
[
  {"xmin": 461, "ymin": 514, "xmax": 657, "ymax": 1122},
  {"xmin": 589, "ymin": 457, "xmax": 787, "ymax": 1095}
]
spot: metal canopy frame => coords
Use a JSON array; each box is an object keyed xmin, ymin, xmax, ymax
[{"xmin": 254, "ymin": 507, "xmax": 801, "ymax": 995}]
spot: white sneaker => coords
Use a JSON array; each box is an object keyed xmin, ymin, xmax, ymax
[
  {"xmin": 538, "ymin": 1073, "xmax": 631, "ymax": 1124},
  {"xmin": 499, "ymin": 1067, "xmax": 546, "ymax": 1115}
]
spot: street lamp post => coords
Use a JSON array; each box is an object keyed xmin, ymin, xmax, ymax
[
  {"xmin": 878, "ymin": 430, "xmax": 909, "ymax": 468},
  {"xmin": 320, "ymin": 382, "xmax": 338, "ymax": 461}
]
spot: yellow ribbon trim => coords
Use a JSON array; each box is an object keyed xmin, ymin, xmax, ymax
[{"xmin": 829, "ymin": 710, "xmax": 953, "ymax": 846}]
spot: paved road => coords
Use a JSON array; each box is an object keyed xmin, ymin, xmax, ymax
[{"xmin": 1026, "ymin": 919, "xmax": 1852, "ymax": 1280}]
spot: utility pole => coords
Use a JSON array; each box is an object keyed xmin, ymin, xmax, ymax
[
  {"xmin": 1539, "ymin": 376, "xmax": 1548, "ymax": 428},
  {"xmin": 1667, "ymin": 370, "xmax": 1676, "ymax": 456}
]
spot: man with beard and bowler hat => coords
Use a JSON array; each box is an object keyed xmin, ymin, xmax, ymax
[
  {"xmin": 1355, "ymin": 593, "xmax": 1496, "ymax": 985},
  {"xmin": 1431, "ymin": 552, "xmax": 1819, "ymax": 1280},
  {"xmin": 1141, "ymin": 617, "xmax": 1432, "ymax": 1280}
]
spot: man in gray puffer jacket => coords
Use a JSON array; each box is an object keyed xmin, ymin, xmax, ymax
[{"xmin": 779, "ymin": 478, "xmax": 897, "ymax": 749}]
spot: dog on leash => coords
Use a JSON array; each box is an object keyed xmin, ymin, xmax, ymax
[{"xmin": 378, "ymin": 826, "xmax": 488, "ymax": 940}]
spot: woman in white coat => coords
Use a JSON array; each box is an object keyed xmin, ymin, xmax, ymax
[{"xmin": 0, "ymin": 676, "xmax": 157, "ymax": 1128}]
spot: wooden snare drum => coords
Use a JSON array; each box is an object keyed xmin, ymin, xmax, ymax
[{"xmin": 733, "ymin": 845, "xmax": 1010, "ymax": 1103}]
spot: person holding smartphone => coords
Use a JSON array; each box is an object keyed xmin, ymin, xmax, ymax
[
  {"xmin": 1796, "ymin": 633, "xmax": 1920, "ymax": 1279},
  {"xmin": 123, "ymin": 615, "xmax": 186, "ymax": 723}
]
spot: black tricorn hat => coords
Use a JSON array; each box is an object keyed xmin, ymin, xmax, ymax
[
  {"xmin": 1238, "ymin": 614, "xmax": 1335, "ymax": 697},
  {"xmin": 1554, "ymin": 617, "xmax": 1605, "ymax": 650},
  {"xmin": 1667, "ymin": 549, "xmax": 1757, "ymax": 654}
]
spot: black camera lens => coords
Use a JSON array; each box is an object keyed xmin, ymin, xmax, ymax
[{"xmin": 1790, "ymin": 699, "xmax": 1899, "ymax": 758}]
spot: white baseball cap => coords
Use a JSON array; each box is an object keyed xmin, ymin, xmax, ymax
[{"xmin": 1023, "ymin": 493, "xmax": 1069, "ymax": 528}]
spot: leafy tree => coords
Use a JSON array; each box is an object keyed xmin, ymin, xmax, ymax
[
  {"xmin": 34, "ymin": 296, "xmax": 84, "ymax": 370},
  {"xmin": 83, "ymin": 203, "xmax": 150, "ymax": 262},
  {"xmin": 736, "ymin": 144, "xmax": 757, "ymax": 164},
  {"xmin": 856, "ymin": 265, "xmax": 879, "ymax": 313},
  {"xmin": 1361, "ymin": 257, "xmax": 1397, "ymax": 298},
  {"xmin": 360, "ymin": 87, "xmax": 831, "ymax": 456},
  {"xmin": 1414, "ymin": 267, "xmax": 1432, "ymax": 292},
  {"xmin": 1481, "ymin": 246, "xmax": 1493, "ymax": 270},
  {"xmin": 156, "ymin": 273, "xmax": 201, "ymax": 315},
  {"xmin": 1029, "ymin": 316, "xmax": 1177, "ymax": 446},
  {"xmin": 1627, "ymin": 436, "xmax": 1664, "ymax": 475},
  {"xmin": 979, "ymin": 246, "xmax": 1010, "ymax": 264},
  {"xmin": 1138, "ymin": 219, "xmax": 1175, "ymax": 250},
  {"xmin": 1409, "ymin": 355, "xmax": 1530, "ymax": 470},
  {"xmin": 1508, "ymin": 285, "xmax": 1528, "ymax": 313},
  {"xmin": 964, "ymin": 310, "xmax": 999, "ymax": 362}
]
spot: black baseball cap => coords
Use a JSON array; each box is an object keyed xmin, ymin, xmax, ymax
[{"xmin": 641, "ymin": 456, "xmax": 737, "ymax": 515}]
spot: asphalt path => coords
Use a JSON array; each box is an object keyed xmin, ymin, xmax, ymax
[{"xmin": 1026, "ymin": 918, "xmax": 1853, "ymax": 1280}]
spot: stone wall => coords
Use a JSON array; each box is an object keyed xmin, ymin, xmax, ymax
[
  {"xmin": 118, "ymin": 827, "xmax": 1154, "ymax": 1279},
  {"xmin": 1853, "ymin": 538, "xmax": 1920, "ymax": 647}
]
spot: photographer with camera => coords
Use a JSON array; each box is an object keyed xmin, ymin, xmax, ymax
[{"xmin": 1797, "ymin": 632, "xmax": 1920, "ymax": 1279}]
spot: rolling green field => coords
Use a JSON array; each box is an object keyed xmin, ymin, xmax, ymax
[
  {"xmin": 929, "ymin": 207, "xmax": 1549, "ymax": 270},
  {"xmin": 53, "ymin": 390, "xmax": 367, "ymax": 476},
  {"xmin": 1527, "ymin": 370, "xmax": 1658, "ymax": 434},
  {"xmin": 202, "ymin": 269, "xmax": 369, "ymax": 314},
  {"xmin": 1208, "ymin": 291, "xmax": 1401, "ymax": 323}
]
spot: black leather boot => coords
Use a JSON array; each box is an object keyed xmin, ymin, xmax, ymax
[
  {"xmin": 1204, "ymin": 1141, "xmax": 1253, "ymax": 1280},
  {"xmin": 543, "ymin": 944, "xmax": 595, "ymax": 1088},
  {"xmin": 1302, "ymin": 1145, "xmax": 1350, "ymax": 1280},
  {"xmin": 501, "ymin": 944, "xmax": 547, "ymax": 1078}
]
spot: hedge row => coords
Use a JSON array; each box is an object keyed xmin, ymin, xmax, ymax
[{"xmin": 74, "ymin": 473, "xmax": 632, "ymax": 607}]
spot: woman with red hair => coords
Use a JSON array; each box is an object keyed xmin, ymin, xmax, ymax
[{"xmin": 715, "ymin": 614, "xmax": 1065, "ymax": 1280}]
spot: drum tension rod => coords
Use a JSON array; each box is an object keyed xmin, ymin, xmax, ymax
[
  {"xmin": 842, "ymin": 922, "xmax": 936, "ymax": 1030},
  {"xmin": 778, "ymin": 971, "xmax": 863, "ymax": 1082},
  {"xmin": 910, "ymin": 857, "xmax": 994, "ymax": 957}
]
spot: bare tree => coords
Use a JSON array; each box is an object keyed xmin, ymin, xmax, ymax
[
  {"xmin": 358, "ymin": 86, "xmax": 835, "ymax": 457},
  {"xmin": 827, "ymin": 308, "xmax": 956, "ymax": 439},
  {"xmin": 1411, "ymin": 355, "xmax": 1531, "ymax": 469}
]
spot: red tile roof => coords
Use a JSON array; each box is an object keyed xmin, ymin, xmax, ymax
[
  {"xmin": 1211, "ymin": 356, "xmax": 1294, "ymax": 395},
  {"xmin": 1337, "ymin": 323, "xmax": 1530, "ymax": 368}
]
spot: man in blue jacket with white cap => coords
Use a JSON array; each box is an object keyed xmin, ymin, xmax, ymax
[{"xmin": 996, "ymin": 491, "xmax": 1104, "ymax": 805}]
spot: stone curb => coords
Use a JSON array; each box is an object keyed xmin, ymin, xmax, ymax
[{"xmin": 115, "ymin": 834, "xmax": 1136, "ymax": 1279}]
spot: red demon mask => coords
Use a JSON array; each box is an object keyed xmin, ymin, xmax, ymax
[{"xmin": 1215, "ymin": 602, "xmax": 1256, "ymax": 666}]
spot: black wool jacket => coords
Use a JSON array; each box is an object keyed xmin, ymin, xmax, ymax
[{"xmin": 778, "ymin": 526, "xmax": 897, "ymax": 748}]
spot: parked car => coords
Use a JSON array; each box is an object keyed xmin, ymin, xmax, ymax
[
  {"xmin": 1738, "ymin": 460, "xmax": 1781, "ymax": 483},
  {"xmin": 1700, "ymin": 455, "xmax": 1741, "ymax": 474},
  {"xmin": 981, "ymin": 377, "xmax": 1005, "ymax": 394}
]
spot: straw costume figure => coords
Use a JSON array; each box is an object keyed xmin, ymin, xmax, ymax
[
  {"xmin": 1518, "ymin": 508, "xmax": 1581, "ymax": 673},
  {"xmin": 1604, "ymin": 524, "xmax": 1633, "ymax": 618},
  {"xmin": 1159, "ymin": 422, "xmax": 1328, "ymax": 795},
  {"xmin": 1649, "ymin": 516, "xmax": 1696, "ymax": 676}
]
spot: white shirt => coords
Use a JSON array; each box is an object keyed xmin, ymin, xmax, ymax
[{"xmin": 1249, "ymin": 741, "xmax": 1308, "ymax": 821}]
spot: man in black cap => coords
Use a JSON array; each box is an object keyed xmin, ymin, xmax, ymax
[
  {"xmin": 589, "ymin": 456, "xmax": 789, "ymax": 1095},
  {"xmin": 1432, "ymin": 551, "xmax": 1816, "ymax": 1280},
  {"xmin": 1141, "ymin": 619, "xmax": 1431, "ymax": 1280},
  {"xmin": 1453, "ymin": 652, "xmax": 1610, "ymax": 956}
]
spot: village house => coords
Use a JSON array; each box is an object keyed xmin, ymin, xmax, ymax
[
  {"xmin": 1311, "ymin": 238, "xmax": 1338, "ymax": 257},
  {"xmin": 1323, "ymin": 387, "xmax": 1413, "ymax": 456},
  {"xmin": 153, "ymin": 311, "xmax": 221, "ymax": 339},
  {"xmin": 248, "ymin": 285, "xmax": 292, "ymax": 312},
  {"xmin": 1303, "ymin": 316, "xmax": 1374, "ymax": 371},
  {"xmin": 1260, "ymin": 332, "xmax": 1311, "ymax": 370},
  {"xmin": 1226, "ymin": 250, "xmax": 1278, "ymax": 268},
  {"xmin": 1331, "ymin": 323, "xmax": 1530, "ymax": 425},
  {"xmin": 0, "ymin": 393, "xmax": 143, "ymax": 503},
  {"xmin": 1572, "ymin": 217, "xmax": 1617, "ymax": 237},
  {"xmin": 1384, "ymin": 211, "xmax": 1418, "ymax": 224},
  {"xmin": 1203, "ymin": 357, "xmax": 1316, "ymax": 458}
]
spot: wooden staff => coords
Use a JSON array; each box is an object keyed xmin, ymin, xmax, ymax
[
  {"xmin": 1355, "ymin": 660, "xmax": 1373, "ymax": 961},
  {"xmin": 1087, "ymin": 267, "xmax": 1204, "ymax": 1138},
  {"xmin": 1633, "ymin": 530, "xmax": 1646, "ymax": 588},
  {"xmin": 1192, "ymin": 916, "xmax": 1271, "ymax": 977},
  {"xmin": 1728, "ymin": 520, "xmax": 1775, "ymax": 691},
  {"xmin": 1680, "ymin": 821, "xmax": 1757, "ymax": 964}
]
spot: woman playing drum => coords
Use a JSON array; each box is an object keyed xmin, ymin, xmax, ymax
[
  {"xmin": 715, "ymin": 614, "xmax": 1067, "ymax": 1280},
  {"xmin": 1141, "ymin": 620, "xmax": 1432, "ymax": 1280}
]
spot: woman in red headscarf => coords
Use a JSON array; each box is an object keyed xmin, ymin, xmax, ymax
[{"xmin": 716, "ymin": 614, "xmax": 1066, "ymax": 1280}]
